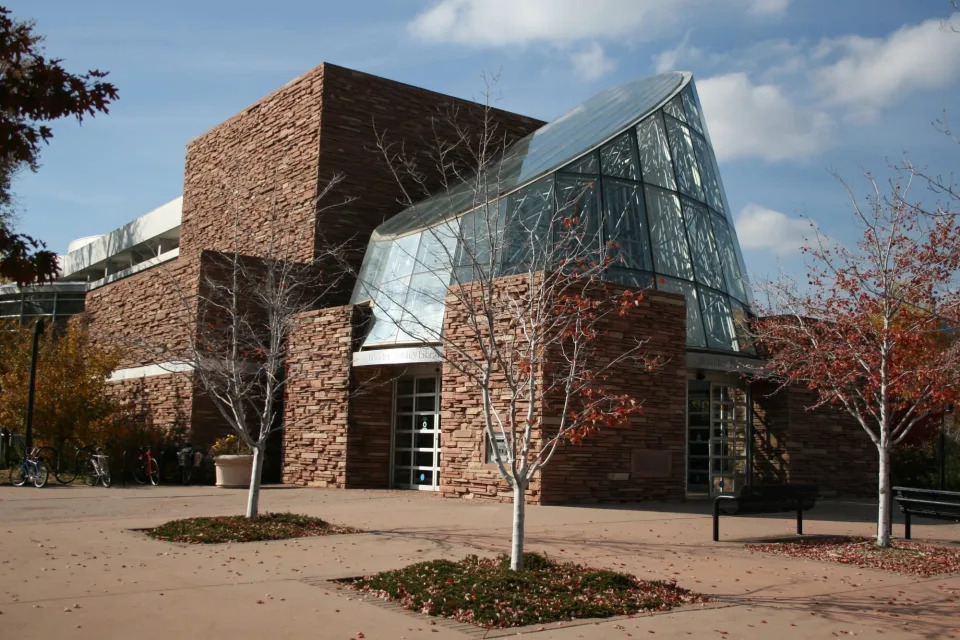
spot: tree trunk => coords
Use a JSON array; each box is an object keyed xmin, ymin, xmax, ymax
[
  {"xmin": 876, "ymin": 444, "xmax": 892, "ymax": 547},
  {"xmin": 245, "ymin": 444, "xmax": 266, "ymax": 518},
  {"xmin": 510, "ymin": 481, "xmax": 526, "ymax": 570}
]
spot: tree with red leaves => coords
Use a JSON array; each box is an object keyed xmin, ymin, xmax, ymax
[
  {"xmin": 367, "ymin": 79, "xmax": 658, "ymax": 569},
  {"xmin": 752, "ymin": 177, "xmax": 960, "ymax": 547},
  {"xmin": 0, "ymin": 6, "xmax": 118, "ymax": 285}
]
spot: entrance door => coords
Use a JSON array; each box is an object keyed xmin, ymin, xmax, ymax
[
  {"xmin": 392, "ymin": 374, "xmax": 441, "ymax": 490},
  {"xmin": 687, "ymin": 380, "xmax": 749, "ymax": 496}
]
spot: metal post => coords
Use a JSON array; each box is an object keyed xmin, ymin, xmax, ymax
[
  {"xmin": 941, "ymin": 404, "xmax": 953, "ymax": 491},
  {"xmin": 24, "ymin": 318, "xmax": 45, "ymax": 453}
]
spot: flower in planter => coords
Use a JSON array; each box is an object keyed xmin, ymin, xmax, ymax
[{"xmin": 208, "ymin": 434, "xmax": 250, "ymax": 458}]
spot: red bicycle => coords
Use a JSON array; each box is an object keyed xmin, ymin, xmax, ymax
[{"xmin": 132, "ymin": 446, "xmax": 160, "ymax": 485}]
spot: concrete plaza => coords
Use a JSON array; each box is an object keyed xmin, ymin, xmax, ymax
[{"xmin": 0, "ymin": 484, "xmax": 958, "ymax": 639}]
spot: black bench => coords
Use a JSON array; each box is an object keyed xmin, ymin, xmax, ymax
[
  {"xmin": 713, "ymin": 483, "xmax": 819, "ymax": 541},
  {"xmin": 892, "ymin": 486, "xmax": 960, "ymax": 540}
]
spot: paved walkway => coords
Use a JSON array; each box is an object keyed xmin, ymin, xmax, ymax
[{"xmin": 0, "ymin": 484, "xmax": 958, "ymax": 639}]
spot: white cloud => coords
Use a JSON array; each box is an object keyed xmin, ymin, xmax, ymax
[
  {"xmin": 697, "ymin": 72, "xmax": 834, "ymax": 161},
  {"xmin": 747, "ymin": 0, "xmax": 790, "ymax": 15},
  {"xmin": 408, "ymin": 0, "xmax": 788, "ymax": 47},
  {"xmin": 735, "ymin": 204, "xmax": 816, "ymax": 256},
  {"xmin": 812, "ymin": 15, "xmax": 960, "ymax": 121},
  {"xmin": 570, "ymin": 42, "xmax": 616, "ymax": 80},
  {"xmin": 653, "ymin": 31, "xmax": 701, "ymax": 74}
]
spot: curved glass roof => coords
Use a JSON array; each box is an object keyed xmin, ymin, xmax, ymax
[
  {"xmin": 376, "ymin": 72, "xmax": 685, "ymax": 238},
  {"xmin": 353, "ymin": 72, "xmax": 755, "ymax": 357}
]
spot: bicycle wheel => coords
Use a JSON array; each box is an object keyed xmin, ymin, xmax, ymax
[
  {"xmin": 147, "ymin": 458, "xmax": 160, "ymax": 486},
  {"xmin": 55, "ymin": 459, "xmax": 77, "ymax": 484},
  {"xmin": 101, "ymin": 466, "xmax": 111, "ymax": 488},
  {"xmin": 80, "ymin": 458, "xmax": 97, "ymax": 486},
  {"xmin": 132, "ymin": 461, "xmax": 147, "ymax": 485},
  {"xmin": 181, "ymin": 464, "xmax": 194, "ymax": 485},
  {"xmin": 32, "ymin": 462, "xmax": 48, "ymax": 488},
  {"xmin": 10, "ymin": 464, "xmax": 26, "ymax": 486}
]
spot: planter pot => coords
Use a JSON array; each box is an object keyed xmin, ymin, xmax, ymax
[{"xmin": 214, "ymin": 455, "xmax": 253, "ymax": 488}]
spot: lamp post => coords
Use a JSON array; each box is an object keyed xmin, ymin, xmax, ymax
[
  {"xmin": 942, "ymin": 404, "xmax": 954, "ymax": 491},
  {"xmin": 24, "ymin": 317, "xmax": 44, "ymax": 452}
]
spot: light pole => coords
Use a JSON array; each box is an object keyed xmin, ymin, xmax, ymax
[
  {"xmin": 24, "ymin": 317, "xmax": 44, "ymax": 452},
  {"xmin": 941, "ymin": 404, "xmax": 954, "ymax": 491}
]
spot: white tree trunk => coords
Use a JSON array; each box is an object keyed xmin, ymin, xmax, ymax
[
  {"xmin": 876, "ymin": 444, "xmax": 892, "ymax": 547},
  {"xmin": 245, "ymin": 444, "xmax": 266, "ymax": 518},
  {"xmin": 510, "ymin": 481, "xmax": 526, "ymax": 570}
]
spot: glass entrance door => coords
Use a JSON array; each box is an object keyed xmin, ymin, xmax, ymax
[
  {"xmin": 687, "ymin": 380, "xmax": 749, "ymax": 496},
  {"xmin": 392, "ymin": 374, "xmax": 441, "ymax": 491}
]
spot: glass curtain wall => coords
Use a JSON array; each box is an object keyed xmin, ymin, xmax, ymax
[{"xmin": 353, "ymin": 76, "xmax": 753, "ymax": 355}]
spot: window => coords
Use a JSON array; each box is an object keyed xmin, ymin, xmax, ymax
[
  {"xmin": 599, "ymin": 132, "xmax": 639, "ymax": 180},
  {"xmin": 710, "ymin": 217, "xmax": 747, "ymax": 302},
  {"xmin": 680, "ymin": 85, "xmax": 703, "ymax": 133},
  {"xmin": 501, "ymin": 177, "xmax": 554, "ymax": 273},
  {"xmin": 692, "ymin": 134, "xmax": 724, "ymax": 214},
  {"xmin": 555, "ymin": 174, "xmax": 601, "ymax": 263},
  {"xmin": 700, "ymin": 287, "xmax": 737, "ymax": 351},
  {"xmin": 665, "ymin": 117, "xmax": 704, "ymax": 203},
  {"xmin": 682, "ymin": 199, "xmax": 725, "ymax": 290},
  {"xmin": 603, "ymin": 179, "xmax": 652, "ymax": 272},
  {"xmin": 658, "ymin": 276, "xmax": 707, "ymax": 348},
  {"xmin": 487, "ymin": 431, "xmax": 510, "ymax": 464},
  {"xmin": 636, "ymin": 112, "xmax": 676, "ymax": 190},
  {"xmin": 645, "ymin": 186, "xmax": 693, "ymax": 280}
]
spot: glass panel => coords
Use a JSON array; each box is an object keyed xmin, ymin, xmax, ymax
[
  {"xmin": 692, "ymin": 134, "xmax": 724, "ymax": 214},
  {"xmin": 681, "ymin": 85, "xmax": 703, "ymax": 133},
  {"xmin": 394, "ymin": 450, "xmax": 412, "ymax": 467},
  {"xmin": 710, "ymin": 217, "xmax": 748, "ymax": 302},
  {"xmin": 599, "ymin": 133, "xmax": 639, "ymax": 180},
  {"xmin": 555, "ymin": 174, "xmax": 601, "ymax": 264},
  {"xmin": 396, "ymin": 395, "xmax": 414, "ymax": 413},
  {"xmin": 682, "ymin": 199, "xmax": 725, "ymax": 290},
  {"xmin": 396, "ymin": 377, "xmax": 414, "ymax": 396},
  {"xmin": 413, "ymin": 469, "xmax": 434, "ymax": 486},
  {"xmin": 415, "ymin": 414, "xmax": 436, "ymax": 430},
  {"xmin": 665, "ymin": 117, "xmax": 704, "ymax": 202},
  {"xmin": 415, "ymin": 432, "xmax": 435, "ymax": 448},
  {"xmin": 645, "ymin": 186, "xmax": 693, "ymax": 280},
  {"xmin": 415, "ymin": 395, "xmax": 436, "ymax": 412},
  {"xmin": 0, "ymin": 300, "xmax": 21, "ymax": 317},
  {"xmin": 604, "ymin": 268, "xmax": 655, "ymax": 290},
  {"xmin": 416, "ymin": 377, "xmax": 436, "ymax": 394},
  {"xmin": 415, "ymin": 223, "xmax": 459, "ymax": 274},
  {"xmin": 562, "ymin": 152, "xmax": 599, "ymax": 174},
  {"xmin": 658, "ymin": 276, "xmax": 706, "ymax": 348},
  {"xmin": 731, "ymin": 300, "xmax": 756, "ymax": 355},
  {"xmin": 393, "ymin": 467, "xmax": 411, "ymax": 486},
  {"xmin": 636, "ymin": 113, "xmax": 676, "ymax": 190},
  {"xmin": 454, "ymin": 204, "xmax": 502, "ymax": 281},
  {"xmin": 54, "ymin": 298, "xmax": 84, "ymax": 316},
  {"xmin": 352, "ymin": 240, "xmax": 389, "ymax": 302},
  {"xmin": 501, "ymin": 177, "xmax": 554, "ymax": 272},
  {"xmin": 382, "ymin": 233, "xmax": 420, "ymax": 283},
  {"xmin": 414, "ymin": 451, "xmax": 434, "ymax": 467},
  {"xmin": 664, "ymin": 95, "xmax": 686, "ymax": 123},
  {"xmin": 398, "ymin": 271, "xmax": 448, "ymax": 342},
  {"xmin": 700, "ymin": 287, "xmax": 737, "ymax": 351},
  {"xmin": 603, "ymin": 179, "xmax": 652, "ymax": 272}
]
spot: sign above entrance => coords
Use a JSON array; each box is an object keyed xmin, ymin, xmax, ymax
[
  {"xmin": 353, "ymin": 346, "xmax": 444, "ymax": 367},
  {"xmin": 686, "ymin": 352, "xmax": 762, "ymax": 374}
]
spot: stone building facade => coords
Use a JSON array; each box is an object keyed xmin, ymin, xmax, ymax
[{"xmin": 80, "ymin": 63, "xmax": 877, "ymax": 503}]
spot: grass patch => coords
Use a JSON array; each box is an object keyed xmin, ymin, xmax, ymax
[
  {"xmin": 345, "ymin": 552, "xmax": 702, "ymax": 629},
  {"xmin": 748, "ymin": 536, "xmax": 960, "ymax": 577},
  {"xmin": 146, "ymin": 512, "xmax": 360, "ymax": 543}
]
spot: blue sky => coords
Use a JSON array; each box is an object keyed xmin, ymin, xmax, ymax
[{"xmin": 9, "ymin": 0, "xmax": 960, "ymax": 287}]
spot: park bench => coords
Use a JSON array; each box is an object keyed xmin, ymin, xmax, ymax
[
  {"xmin": 713, "ymin": 483, "xmax": 819, "ymax": 541},
  {"xmin": 892, "ymin": 486, "xmax": 960, "ymax": 540}
]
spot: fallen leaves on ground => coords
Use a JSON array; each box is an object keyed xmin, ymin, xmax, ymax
[
  {"xmin": 747, "ymin": 536, "xmax": 960, "ymax": 576},
  {"xmin": 345, "ymin": 552, "xmax": 703, "ymax": 629},
  {"xmin": 145, "ymin": 513, "xmax": 361, "ymax": 544}
]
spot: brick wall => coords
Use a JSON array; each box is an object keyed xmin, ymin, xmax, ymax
[
  {"xmin": 437, "ymin": 275, "xmax": 688, "ymax": 504},
  {"xmin": 538, "ymin": 291, "xmax": 688, "ymax": 504},
  {"xmin": 345, "ymin": 365, "xmax": 394, "ymax": 489},
  {"xmin": 105, "ymin": 372, "xmax": 193, "ymax": 437},
  {"xmin": 752, "ymin": 381, "xmax": 877, "ymax": 496},
  {"xmin": 83, "ymin": 258, "xmax": 198, "ymax": 369}
]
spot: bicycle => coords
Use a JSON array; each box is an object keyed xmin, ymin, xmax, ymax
[
  {"xmin": 10, "ymin": 448, "xmax": 49, "ymax": 488},
  {"xmin": 81, "ymin": 446, "xmax": 111, "ymax": 487},
  {"xmin": 132, "ymin": 446, "xmax": 160, "ymax": 485}
]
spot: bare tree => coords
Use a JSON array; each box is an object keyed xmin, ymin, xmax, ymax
[
  {"xmin": 362, "ymin": 84, "xmax": 657, "ymax": 569},
  {"xmin": 163, "ymin": 174, "xmax": 351, "ymax": 517},
  {"xmin": 750, "ymin": 175, "xmax": 960, "ymax": 547}
]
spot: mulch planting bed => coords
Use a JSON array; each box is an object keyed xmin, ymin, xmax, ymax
[
  {"xmin": 145, "ymin": 512, "xmax": 361, "ymax": 543},
  {"xmin": 748, "ymin": 536, "xmax": 960, "ymax": 577},
  {"xmin": 342, "ymin": 553, "xmax": 703, "ymax": 629}
]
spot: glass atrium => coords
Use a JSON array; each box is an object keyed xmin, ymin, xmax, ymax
[{"xmin": 351, "ymin": 72, "xmax": 754, "ymax": 355}]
